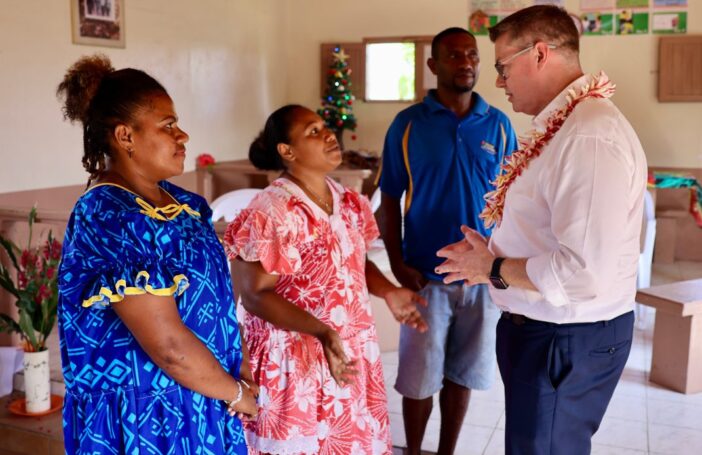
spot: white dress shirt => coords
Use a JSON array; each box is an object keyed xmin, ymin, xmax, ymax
[{"xmin": 488, "ymin": 74, "xmax": 648, "ymax": 323}]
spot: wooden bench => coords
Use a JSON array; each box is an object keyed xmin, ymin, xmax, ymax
[{"xmin": 636, "ymin": 278, "xmax": 702, "ymax": 393}]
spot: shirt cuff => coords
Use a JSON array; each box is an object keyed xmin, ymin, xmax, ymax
[{"xmin": 526, "ymin": 253, "xmax": 569, "ymax": 307}]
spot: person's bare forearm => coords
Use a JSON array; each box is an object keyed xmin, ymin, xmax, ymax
[
  {"xmin": 232, "ymin": 259, "xmax": 331, "ymax": 339},
  {"xmin": 113, "ymin": 297, "xmax": 241, "ymax": 402},
  {"xmin": 378, "ymin": 193, "xmax": 405, "ymax": 268},
  {"xmin": 365, "ymin": 258, "xmax": 397, "ymax": 298},
  {"xmin": 147, "ymin": 326, "xmax": 242, "ymax": 401},
  {"xmin": 240, "ymin": 288, "xmax": 331, "ymax": 337},
  {"xmin": 500, "ymin": 258, "xmax": 538, "ymax": 292}
]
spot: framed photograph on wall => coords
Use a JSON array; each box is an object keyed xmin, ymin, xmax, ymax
[{"xmin": 71, "ymin": 0, "xmax": 125, "ymax": 48}]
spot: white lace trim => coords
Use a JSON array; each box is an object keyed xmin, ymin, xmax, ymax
[{"xmin": 245, "ymin": 430, "xmax": 320, "ymax": 455}]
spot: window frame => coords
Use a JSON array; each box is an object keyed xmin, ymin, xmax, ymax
[{"xmin": 362, "ymin": 35, "xmax": 434, "ymax": 103}]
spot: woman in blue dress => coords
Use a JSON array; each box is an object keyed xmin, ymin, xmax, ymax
[{"xmin": 56, "ymin": 54, "xmax": 256, "ymax": 454}]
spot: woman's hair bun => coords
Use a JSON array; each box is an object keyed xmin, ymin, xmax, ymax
[
  {"xmin": 249, "ymin": 130, "xmax": 284, "ymax": 170},
  {"xmin": 57, "ymin": 54, "xmax": 114, "ymax": 124}
]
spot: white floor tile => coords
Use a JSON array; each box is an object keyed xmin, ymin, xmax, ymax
[
  {"xmin": 647, "ymin": 399, "xmax": 702, "ymax": 431},
  {"xmin": 647, "ymin": 382, "xmax": 702, "ymax": 405},
  {"xmin": 648, "ymin": 423, "xmax": 702, "ymax": 455},
  {"xmin": 482, "ymin": 429, "xmax": 504, "ymax": 455},
  {"xmin": 462, "ymin": 398, "xmax": 503, "ymax": 428},
  {"xmin": 452, "ymin": 424, "xmax": 494, "ymax": 454},
  {"xmin": 603, "ymin": 394, "xmax": 647, "ymax": 423},
  {"xmin": 592, "ymin": 416, "xmax": 649, "ymax": 451},
  {"xmin": 389, "ymin": 412, "xmax": 406, "ymax": 448},
  {"xmin": 591, "ymin": 444, "xmax": 647, "ymax": 454}
]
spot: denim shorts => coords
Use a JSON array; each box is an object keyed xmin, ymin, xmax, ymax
[{"xmin": 395, "ymin": 281, "xmax": 499, "ymax": 399}]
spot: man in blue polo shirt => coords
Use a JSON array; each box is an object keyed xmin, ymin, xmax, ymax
[{"xmin": 378, "ymin": 27, "xmax": 517, "ymax": 455}]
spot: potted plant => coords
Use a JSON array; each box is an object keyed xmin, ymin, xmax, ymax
[{"xmin": 0, "ymin": 207, "xmax": 61, "ymax": 413}]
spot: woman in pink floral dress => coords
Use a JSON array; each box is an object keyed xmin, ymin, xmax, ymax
[{"xmin": 224, "ymin": 105, "xmax": 427, "ymax": 455}]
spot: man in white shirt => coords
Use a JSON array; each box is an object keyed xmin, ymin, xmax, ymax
[{"xmin": 435, "ymin": 5, "xmax": 647, "ymax": 455}]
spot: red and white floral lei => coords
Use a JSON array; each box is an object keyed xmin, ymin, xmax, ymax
[{"xmin": 480, "ymin": 71, "xmax": 616, "ymax": 229}]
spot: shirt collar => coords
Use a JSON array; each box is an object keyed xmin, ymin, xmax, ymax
[
  {"xmin": 423, "ymin": 90, "xmax": 490, "ymax": 117},
  {"xmin": 532, "ymin": 73, "xmax": 591, "ymax": 131}
]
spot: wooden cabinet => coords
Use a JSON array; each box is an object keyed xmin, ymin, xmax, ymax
[{"xmin": 658, "ymin": 35, "xmax": 702, "ymax": 102}]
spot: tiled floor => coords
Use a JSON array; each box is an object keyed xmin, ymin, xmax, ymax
[{"xmin": 386, "ymin": 261, "xmax": 702, "ymax": 455}]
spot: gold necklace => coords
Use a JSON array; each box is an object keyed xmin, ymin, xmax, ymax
[{"xmin": 283, "ymin": 171, "xmax": 333, "ymax": 214}]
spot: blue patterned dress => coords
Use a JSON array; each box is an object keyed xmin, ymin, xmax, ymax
[{"xmin": 58, "ymin": 181, "xmax": 247, "ymax": 454}]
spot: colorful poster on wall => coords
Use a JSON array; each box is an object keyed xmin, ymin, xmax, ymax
[
  {"xmin": 468, "ymin": 9, "xmax": 500, "ymax": 35},
  {"xmin": 535, "ymin": 0, "xmax": 565, "ymax": 6},
  {"xmin": 468, "ymin": 0, "xmax": 503, "ymax": 36},
  {"xmin": 581, "ymin": 0, "xmax": 615, "ymax": 9},
  {"xmin": 653, "ymin": 0, "xmax": 687, "ymax": 6},
  {"xmin": 616, "ymin": 9, "xmax": 649, "ymax": 34},
  {"xmin": 616, "ymin": 0, "xmax": 649, "ymax": 7},
  {"xmin": 581, "ymin": 12, "xmax": 615, "ymax": 35},
  {"xmin": 652, "ymin": 11, "xmax": 687, "ymax": 33}
]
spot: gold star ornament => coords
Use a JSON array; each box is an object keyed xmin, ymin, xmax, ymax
[{"xmin": 332, "ymin": 49, "xmax": 350, "ymax": 63}]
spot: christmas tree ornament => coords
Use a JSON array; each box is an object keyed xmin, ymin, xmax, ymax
[
  {"xmin": 317, "ymin": 45, "xmax": 358, "ymax": 151},
  {"xmin": 332, "ymin": 49, "xmax": 350, "ymax": 63}
]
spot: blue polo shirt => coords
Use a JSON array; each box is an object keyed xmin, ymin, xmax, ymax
[{"xmin": 378, "ymin": 90, "xmax": 518, "ymax": 281}]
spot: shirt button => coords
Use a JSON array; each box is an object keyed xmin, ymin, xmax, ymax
[{"xmin": 608, "ymin": 347, "xmax": 616, "ymax": 354}]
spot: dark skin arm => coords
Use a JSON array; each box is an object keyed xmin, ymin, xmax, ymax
[
  {"xmin": 112, "ymin": 294, "xmax": 257, "ymax": 419},
  {"xmin": 365, "ymin": 258, "xmax": 428, "ymax": 332},
  {"xmin": 378, "ymin": 192, "xmax": 428, "ymax": 291},
  {"xmin": 231, "ymin": 258, "xmax": 358, "ymax": 386}
]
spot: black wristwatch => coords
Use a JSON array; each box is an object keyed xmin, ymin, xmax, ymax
[{"xmin": 489, "ymin": 257, "xmax": 509, "ymax": 290}]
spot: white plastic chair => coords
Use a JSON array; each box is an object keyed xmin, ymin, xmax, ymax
[
  {"xmin": 210, "ymin": 188, "xmax": 262, "ymax": 324},
  {"xmin": 635, "ymin": 189, "xmax": 657, "ymax": 329},
  {"xmin": 210, "ymin": 188, "xmax": 262, "ymax": 222}
]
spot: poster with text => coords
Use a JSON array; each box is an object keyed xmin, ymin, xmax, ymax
[
  {"xmin": 616, "ymin": 9, "xmax": 649, "ymax": 34},
  {"xmin": 535, "ymin": 0, "xmax": 565, "ymax": 6},
  {"xmin": 653, "ymin": 0, "xmax": 687, "ymax": 7},
  {"xmin": 616, "ymin": 0, "xmax": 649, "ymax": 7},
  {"xmin": 652, "ymin": 11, "xmax": 687, "ymax": 33},
  {"xmin": 581, "ymin": 12, "xmax": 615, "ymax": 35},
  {"xmin": 581, "ymin": 0, "xmax": 615, "ymax": 10}
]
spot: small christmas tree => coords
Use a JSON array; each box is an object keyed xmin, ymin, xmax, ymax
[{"xmin": 318, "ymin": 45, "xmax": 357, "ymax": 150}]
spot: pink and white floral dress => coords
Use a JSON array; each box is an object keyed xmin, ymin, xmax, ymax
[{"xmin": 224, "ymin": 177, "xmax": 392, "ymax": 455}]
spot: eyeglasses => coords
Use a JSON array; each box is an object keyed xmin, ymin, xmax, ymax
[{"xmin": 494, "ymin": 43, "xmax": 557, "ymax": 80}]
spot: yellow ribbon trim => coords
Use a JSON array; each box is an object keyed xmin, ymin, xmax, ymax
[
  {"xmin": 85, "ymin": 183, "xmax": 201, "ymax": 221},
  {"xmin": 135, "ymin": 197, "xmax": 201, "ymax": 221},
  {"xmin": 82, "ymin": 272, "xmax": 189, "ymax": 308}
]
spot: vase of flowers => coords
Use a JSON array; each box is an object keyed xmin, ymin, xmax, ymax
[{"xmin": 0, "ymin": 207, "xmax": 61, "ymax": 413}]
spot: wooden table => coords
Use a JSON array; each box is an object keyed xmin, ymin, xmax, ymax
[{"xmin": 636, "ymin": 279, "xmax": 702, "ymax": 393}]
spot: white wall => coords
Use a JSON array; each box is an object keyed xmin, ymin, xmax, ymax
[
  {"xmin": 2, "ymin": 1, "xmax": 701, "ymax": 196},
  {"xmin": 284, "ymin": 0, "xmax": 702, "ymax": 168},
  {"xmin": 0, "ymin": 0, "xmax": 287, "ymax": 193}
]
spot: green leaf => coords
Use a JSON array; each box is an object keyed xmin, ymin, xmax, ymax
[
  {"xmin": 0, "ymin": 314, "xmax": 23, "ymax": 335},
  {"xmin": 0, "ymin": 236, "xmax": 20, "ymax": 271},
  {"xmin": 18, "ymin": 309, "xmax": 39, "ymax": 351},
  {"xmin": 27, "ymin": 206, "xmax": 37, "ymax": 249},
  {"xmin": 0, "ymin": 267, "xmax": 20, "ymax": 298}
]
